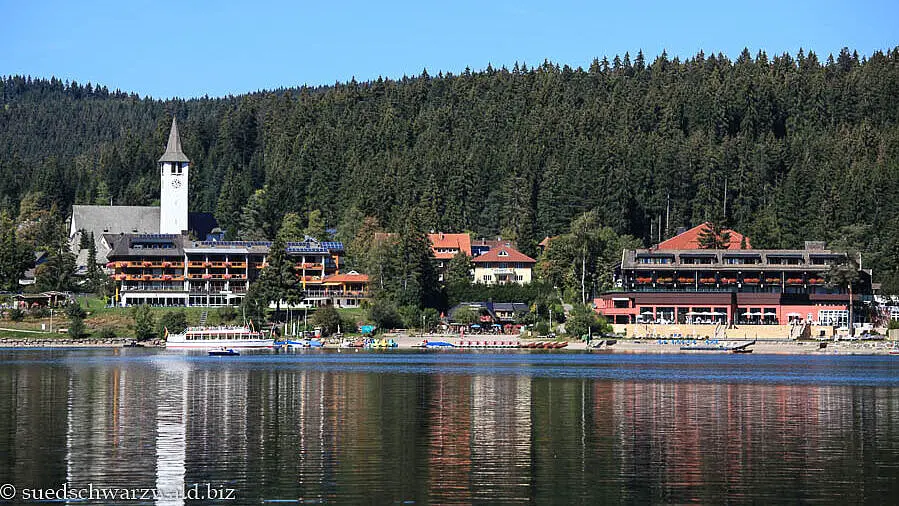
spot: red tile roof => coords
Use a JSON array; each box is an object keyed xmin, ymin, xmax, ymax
[
  {"xmin": 472, "ymin": 245, "xmax": 536, "ymax": 264},
  {"xmin": 323, "ymin": 272, "xmax": 369, "ymax": 283},
  {"xmin": 657, "ymin": 223, "xmax": 751, "ymax": 250},
  {"xmin": 428, "ymin": 233, "xmax": 472, "ymax": 260}
]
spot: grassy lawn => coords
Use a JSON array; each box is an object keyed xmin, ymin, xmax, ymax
[{"xmin": 2, "ymin": 296, "xmax": 374, "ymax": 340}]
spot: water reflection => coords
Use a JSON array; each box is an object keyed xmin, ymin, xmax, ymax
[{"xmin": 0, "ymin": 351, "xmax": 896, "ymax": 504}]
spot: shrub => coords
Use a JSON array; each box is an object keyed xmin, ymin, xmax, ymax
[
  {"xmin": 131, "ymin": 305, "xmax": 156, "ymax": 341},
  {"xmin": 368, "ymin": 299, "xmax": 402, "ymax": 331},
  {"xmin": 8, "ymin": 308, "xmax": 24, "ymax": 321},
  {"xmin": 217, "ymin": 305, "xmax": 237, "ymax": 323},
  {"xmin": 65, "ymin": 302, "xmax": 87, "ymax": 319},
  {"xmin": 97, "ymin": 327, "xmax": 117, "ymax": 339},
  {"xmin": 157, "ymin": 310, "xmax": 188, "ymax": 338},
  {"xmin": 68, "ymin": 316, "xmax": 87, "ymax": 339},
  {"xmin": 311, "ymin": 305, "xmax": 341, "ymax": 336}
]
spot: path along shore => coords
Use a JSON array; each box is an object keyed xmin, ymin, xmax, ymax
[{"xmin": 0, "ymin": 334, "xmax": 895, "ymax": 355}]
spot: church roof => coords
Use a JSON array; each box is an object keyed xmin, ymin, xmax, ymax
[
  {"xmin": 71, "ymin": 205, "xmax": 161, "ymax": 237},
  {"xmin": 158, "ymin": 116, "xmax": 190, "ymax": 163}
]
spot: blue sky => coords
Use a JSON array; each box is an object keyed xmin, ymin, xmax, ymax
[{"xmin": 3, "ymin": 0, "xmax": 897, "ymax": 98}]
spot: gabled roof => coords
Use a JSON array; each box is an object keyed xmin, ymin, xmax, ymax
[
  {"xmin": 158, "ymin": 116, "xmax": 190, "ymax": 163},
  {"xmin": 428, "ymin": 233, "xmax": 472, "ymax": 260},
  {"xmin": 472, "ymin": 245, "xmax": 536, "ymax": 264},
  {"xmin": 657, "ymin": 222, "xmax": 750, "ymax": 250},
  {"xmin": 323, "ymin": 271, "xmax": 369, "ymax": 284}
]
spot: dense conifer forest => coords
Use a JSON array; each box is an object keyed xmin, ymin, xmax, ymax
[{"xmin": 2, "ymin": 47, "xmax": 899, "ymax": 290}]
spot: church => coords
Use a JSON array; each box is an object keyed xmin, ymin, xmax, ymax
[
  {"xmin": 68, "ymin": 117, "xmax": 218, "ymax": 267},
  {"xmin": 75, "ymin": 117, "xmax": 363, "ymax": 307}
]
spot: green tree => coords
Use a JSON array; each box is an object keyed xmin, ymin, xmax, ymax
[
  {"xmin": 67, "ymin": 315, "xmax": 87, "ymax": 339},
  {"xmin": 276, "ymin": 212, "xmax": 305, "ymax": 243},
  {"xmin": 85, "ymin": 232, "xmax": 106, "ymax": 294},
  {"xmin": 697, "ymin": 222, "xmax": 732, "ymax": 249},
  {"xmin": 445, "ymin": 251, "xmax": 473, "ymax": 287},
  {"xmin": 304, "ymin": 209, "xmax": 327, "ymax": 242},
  {"xmin": 368, "ymin": 299, "xmax": 402, "ymax": 330},
  {"xmin": 254, "ymin": 236, "xmax": 303, "ymax": 321},
  {"xmin": 0, "ymin": 211, "xmax": 33, "ymax": 291},
  {"xmin": 451, "ymin": 305, "xmax": 479, "ymax": 325},
  {"xmin": 35, "ymin": 214, "xmax": 76, "ymax": 292},
  {"xmin": 157, "ymin": 310, "xmax": 188, "ymax": 337},
  {"xmin": 131, "ymin": 305, "xmax": 156, "ymax": 341},
  {"xmin": 241, "ymin": 282, "xmax": 269, "ymax": 325},
  {"xmin": 565, "ymin": 304, "xmax": 611, "ymax": 340},
  {"xmin": 311, "ymin": 305, "xmax": 342, "ymax": 336},
  {"xmin": 238, "ymin": 187, "xmax": 272, "ymax": 240}
]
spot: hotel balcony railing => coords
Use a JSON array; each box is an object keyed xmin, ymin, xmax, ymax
[
  {"xmin": 303, "ymin": 290, "xmax": 369, "ymax": 298},
  {"xmin": 296, "ymin": 263, "xmax": 324, "ymax": 270},
  {"xmin": 121, "ymin": 284, "xmax": 186, "ymax": 292}
]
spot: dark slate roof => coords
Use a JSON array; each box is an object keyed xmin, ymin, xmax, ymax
[
  {"xmin": 188, "ymin": 212, "xmax": 218, "ymax": 241},
  {"xmin": 104, "ymin": 234, "xmax": 187, "ymax": 258},
  {"xmin": 158, "ymin": 116, "xmax": 190, "ymax": 163}
]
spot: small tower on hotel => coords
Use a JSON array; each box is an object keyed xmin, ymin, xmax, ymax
[{"xmin": 159, "ymin": 116, "xmax": 190, "ymax": 234}]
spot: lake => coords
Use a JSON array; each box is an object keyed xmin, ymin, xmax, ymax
[{"xmin": 1, "ymin": 349, "xmax": 898, "ymax": 504}]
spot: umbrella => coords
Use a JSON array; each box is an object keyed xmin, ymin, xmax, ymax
[
  {"xmin": 744, "ymin": 312, "xmax": 761, "ymax": 317},
  {"xmin": 787, "ymin": 312, "xmax": 801, "ymax": 317},
  {"xmin": 763, "ymin": 312, "xmax": 777, "ymax": 316},
  {"xmin": 686, "ymin": 311, "xmax": 699, "ymax": 316},
  {"xmin": 471, "ymin": 324, "xmax": 481, "ymax": 328},
  {"xmin": 641, "ymin": 311, "xmax": 655, "ymax": 316}
]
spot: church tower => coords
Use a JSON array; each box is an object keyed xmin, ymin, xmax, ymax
[{"xmin": 159, "ymin": 116, "xmax": 190, "ymax": 234}]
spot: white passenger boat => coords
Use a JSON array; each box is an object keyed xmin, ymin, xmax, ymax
[{"xmin": 165, "ymin": 326, "xmax": 275, "ymax": 349}]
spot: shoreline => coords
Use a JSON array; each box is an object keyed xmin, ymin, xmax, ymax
[{"xmin": 0, "ymin": 334, "xmax": 896, "ymax": 355}]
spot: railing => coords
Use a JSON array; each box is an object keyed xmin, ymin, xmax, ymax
[{"xmin": 121, "ymin": 285, "xmax": 187, "ymax": 292}]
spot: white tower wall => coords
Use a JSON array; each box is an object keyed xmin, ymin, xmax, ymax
[{"xmin": 160, "ymin": 161, "xmax": 188, "ymax": 234}]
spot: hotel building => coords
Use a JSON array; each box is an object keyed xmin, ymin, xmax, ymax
[{"xmin": 594, "ymin": 224, "xmax": 871, "ymax": 328}]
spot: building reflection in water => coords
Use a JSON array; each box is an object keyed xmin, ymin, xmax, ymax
[{"xmin": 1, "ymin": 352, "xmax": 898, "ymax": 504}]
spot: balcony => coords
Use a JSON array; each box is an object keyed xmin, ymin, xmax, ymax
[
  {"xmin": 296, "ymin": 263, "xmax": 324, "ymax": 270},
  {"xmin": 188, "ymin": 261, "xmax": 207, "ymax": 268}
]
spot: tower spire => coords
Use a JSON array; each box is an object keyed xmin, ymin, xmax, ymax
[{"xmin": 158, "ymin": 116, "xmax": 190, "ymax": 163}]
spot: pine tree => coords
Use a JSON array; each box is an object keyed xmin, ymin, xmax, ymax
[
  {"xmin": 304, "ymin": 209, "xmax": 327, "ymax": 242},
  {"xmin": 0, "ymin": 211, "xmax": 33, "ymax": 290},
  {"xmin": 697, "ymin": 222, "xmax": 732, "ymax": 249},
  {"xmin": 276, "ymin": 212, "xmax": 305, "ymax": 243}
]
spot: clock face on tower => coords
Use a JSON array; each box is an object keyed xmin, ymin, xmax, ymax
[{"xmin": 171, "ymin": 179, "xmax": 182, "ymax": 189}]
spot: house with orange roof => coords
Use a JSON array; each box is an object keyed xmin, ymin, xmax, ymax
[
  {"xmin": 322, "ymin": 271, "xmax": 369, "ymax": 308},
  {"xmin": 428, "ymin": 233, "xmax": 473, "ymax": 281},
  {"xmin": 472, "ymin": 245, "xmax": 536, "ymax": 285}
]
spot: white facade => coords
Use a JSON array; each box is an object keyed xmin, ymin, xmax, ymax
[
  {"xmin": 472, "ymin": 265, "xmax": 533, "ymax": 285},
  {"xmin": 159, "ymin": 160, "xmax": 188, "ymax": 234}
]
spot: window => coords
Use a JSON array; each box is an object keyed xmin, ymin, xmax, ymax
[
  {"xmin": 482, "ymin": 274, "xmax": 492, "ymax": 281},
  {"xmin": 498, "ymin": 250, "xmax": 509, "ymax": 257},
  {"xmin": 171, "ymin": 162, "xmax": 184, "ymax": 175}
]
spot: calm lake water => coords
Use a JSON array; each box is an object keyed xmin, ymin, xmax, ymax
[{"xmin": 1, "ymin": 349, "xmax": 898, "ymax": 504}]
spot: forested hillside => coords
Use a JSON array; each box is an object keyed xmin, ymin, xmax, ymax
[{"xmin": 2, "ymin": 47, "xmax": 899, "ymax": 290}]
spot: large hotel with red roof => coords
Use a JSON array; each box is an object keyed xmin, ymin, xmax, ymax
[{"xmin": 594, "ymin": 223, "xmax": 871, "ymax": 330}]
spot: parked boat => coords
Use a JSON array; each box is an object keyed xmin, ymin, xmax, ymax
[
  {"xmin": 417, "ymin": 340, "xmax": 454, "ymax": 348},
  {"xmin": 166, "ymin": 325, "xmax": 275, "ymax": 349},
  {"xmin": 208, "ymin": 347, "xmax": 240, "ymax": 356}
]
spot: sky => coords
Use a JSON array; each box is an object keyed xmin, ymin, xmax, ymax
[{"xmin": 2, "ymin": 0, "xmax": 898, "ymax": 99}]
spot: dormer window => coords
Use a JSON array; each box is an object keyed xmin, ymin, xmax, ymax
[{"xmin": 498, "ymin": 250, "xmax": 509, "ymax": 257}]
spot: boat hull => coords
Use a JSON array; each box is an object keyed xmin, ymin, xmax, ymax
[{"xmin": 166, "ymin": 335, "xmax": 275, "ymax": 349}]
